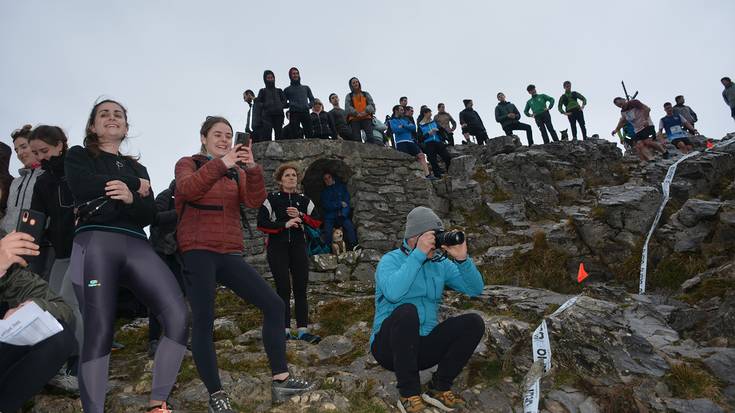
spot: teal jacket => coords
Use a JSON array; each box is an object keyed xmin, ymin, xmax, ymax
[
  {"xmin": 524, "ymin": 94, "xmax": 555, "ymax": 117},
  {"xmin": 370, "ymin": 245, "xmax": 484, "ymax": 345}
]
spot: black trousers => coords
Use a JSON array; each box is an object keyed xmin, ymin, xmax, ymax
[
  {"xmin": 256, "ymin": 113, "xmax": 284, "ymax": 141},
  {"xmin": 371, "ymin": 304, "xmax": 485, "ymax": 397},
  {"xmin": 534, "ymin": 111, "xmax": 558, "ymax": 144},
  {"xmin": 182, "ymin": 250, "xmax": 288, "ymax": 394},
  {"xmin": 503, "ymin": 121, "xmax": 534, "ymax": 145},
  {"xmin": 349, "ymin": 119, "xmax": 373, "ymax": 143},
  {"xmin": 567, "ymin": 109, "xmax": 587, "ymax": 140},
  {"xmin": 0, "ymin": 325, "xmax": 76, "ymax": 412},
  {"xmin": 289, "ymin": 111, "xmax": 312, "ymax": 138},
  {"xmin": 438, "ymin": 129, "xmax": 455, "ymax": 146},
  {"xmin": 267, "ymin": 239, "xmax": 310, "ymax": 329},
  {"xmin": 466, "ymin": 127, "xmax": 489, "ymax": 145},
  {"xmin": 424, "ymin": 141, "xmax": 452, "ymax": 178}
]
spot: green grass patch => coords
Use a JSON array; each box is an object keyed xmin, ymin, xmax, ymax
[
  {"xmin": 649, "ymin": 253, "xmax": 707, "ymax": 291},
  {"xmin": 679, "ymin": 277, "xmax": 735, "ymax": 304},
  {"xmin": 472, "ymin": 168, "xmax": 491, "ymax": 185},
  {"xmin": 466, "ymin": 357, "xmax": 504, "ymax": 387},
  {"xmin": 315, "ymin": 298, "xmax": 375, "ymax": 337},
  {"xmin": 590, "ymin": 206, "xmax": 607, "ymax": 221},
  {"xmin": 490, "ymin": 187, "xmax": 511, "ymax": 202},
  {"xmin": 343, "ymin": 381, "xmax": 389, "ymax": 413},
  {"xmin": 215, "ymin": 289, "xmax": 263, "ymax": 333},
  {"xmin": 480, "ymin": 232, "xmax": 581, "ymax": 294},
  {"xmin": 665, "ymin": 363, "xmax": 722, "ymax": 400}
]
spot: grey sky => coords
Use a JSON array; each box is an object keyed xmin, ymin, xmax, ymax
[{"xmin": 1, "ymin": 0, "xmax": 733, "ymax": 191}]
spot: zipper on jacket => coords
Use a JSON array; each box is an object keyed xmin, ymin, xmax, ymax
[{"xmin": 14, "ymin": 170, "xmax": 31, "ymax": 207}]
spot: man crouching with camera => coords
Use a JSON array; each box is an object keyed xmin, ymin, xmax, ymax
[{"xmin": 370, "ymin": 206, "xmax": 485, "ymax": 413}]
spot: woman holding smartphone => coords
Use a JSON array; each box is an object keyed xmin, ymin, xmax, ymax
[
  {"xmin": 175, "ymin": 116, "xmax": 315, "ymax": 412},
  {"xmin": 65, "ymin": 99, "xmax": 188, "ymax": 413}
]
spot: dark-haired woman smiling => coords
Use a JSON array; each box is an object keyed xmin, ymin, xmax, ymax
[
  {"xmin": 176, "ymin": 116, "xmax": 315, "ymax": 412},
  {"xmin": 65, "ymin": 100, "xmax": 187, "ymax": 413}
]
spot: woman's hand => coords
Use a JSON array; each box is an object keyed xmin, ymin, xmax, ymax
[
  {"xmin": 3, "ymin": 300, "xmax": 33, "ymax": 320},
  {"xmin": 238, "ymin": 142, "xmax": 256, "ymax": 168},
  {"xmin": 106, "ymin": 180, "xmax": 134, "ymax": 204},
  {"xmin": 138, "ymin": 178, "xmax": 151, "ymax": 197},
  {"xmin": 286, "ymin": 207, "xmax": 300, "ymax": 218},
  {"xmin": 222, "ymin": 144, "xmax": 255, "ymax": 169},
  {"xmin": 285, "ymin": 217, "xmax": 302, "ymax": 229},
  {"xmin": 0, "ymin": 231, "xmax": 39, "ymax": 276}
]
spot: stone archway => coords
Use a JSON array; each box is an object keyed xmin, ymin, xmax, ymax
[{"xmin": 302, "ymin": 158, "xmax": 354, "ymax": 214}]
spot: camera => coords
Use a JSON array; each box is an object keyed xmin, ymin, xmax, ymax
[{"xmin": 434, "ymin": 230, "xmax": 465, "ymax": 247}]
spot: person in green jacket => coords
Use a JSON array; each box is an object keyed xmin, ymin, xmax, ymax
[
  {"xmin": 495, "ymin": 92, "xmax": 533, "ymax": 145},
  {"xmin": 558, "ymin": 81, "xmax": 588, "ymax": 140},
  {"xmin": 523, "ymin": 84, "xmax": 558, "ymax": 144},
  {"xmin": 0, "ymin": 231, "xmax": 77, "ymax": 412}
]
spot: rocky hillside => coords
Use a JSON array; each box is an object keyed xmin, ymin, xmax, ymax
[{"xmin": 27, "ymin": 134, "xmax": 735, "ymax": 413}]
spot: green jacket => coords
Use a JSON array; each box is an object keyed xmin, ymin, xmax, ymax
[
  {"xmin": 558, "ymin": 91, "xmax": 587, "ymax": 114},
  {"xmin": 524, "ymin": 94, "xmax": 555, "ymax": 116},
  {"xmin": 0, "ymin": 265, "xmax": 73, "ymax": 325},
  {"xmin": 495, "ymin": 101, "xmax": 522, "ymax": 127}
]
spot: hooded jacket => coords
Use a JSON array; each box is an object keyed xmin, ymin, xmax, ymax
[
  {"xmin": 0, "ymin": 263, "xmax": 73, "ymax": 326},
  {"xmin": 320, "ymin": 179, "xmax": 351, "ymax": 221},
  {"xmin": 256, "ymin": 70, "xmax": 288, "ymax": 116},
  {"xmin": 175, "ymin": 154, "xmax": 266, "ymax": 254},
  {"xmin": 310, "ymin": 111, "xmax": 335, "ymax": 138},
  {"xmin": 284, "ymin": 68, "xmax": 315, "ymax": 113},
  {"xmin": 149, "ymin": 180, "xmax": 177, "ymax": 256},
  {"xmin": 459, "ymin": 107, "xmax": 486, "ymax": 132},
  {"xmin": 0, "ymin": 142, "xmax": 12, "ymax": 213},
  {"xmin": 65, "ymin": 146, "xmax": 155, "ymax": 240},
  {"xmin": 30, "ymin": 154, "xmax": 75, "ymax": 258},
  {"xmin": 370, "ymin": 245, "xmax": 484, "ymax": 345},
  {"xmin": 0, "ymin": 166, "xmax": 44, "ymax": 235},
  {"xmin": 344, "ymin": 78, "xmax": 376, "ymax": 121},
  {"xmin": 388, "ymin": 117, "xmax": 416, "ymax": 144},
  {"xmin": 495, "ymin": 101, "xmax": 522, "ymax": 127}
]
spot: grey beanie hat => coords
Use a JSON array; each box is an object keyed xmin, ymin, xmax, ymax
[{"xmin": 404, "ymin": 206, "xmax": 444, "ymax": 239}]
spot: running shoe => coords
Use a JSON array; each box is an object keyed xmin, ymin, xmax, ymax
[
  {"xmin": 296, "ymin": 331, "xmax": 322, "ymax": 344},
  {"xmin": 208, "ymin": 390, "xmax": 235, "ymax": 413},
  {"xmin": 271, "ymin": 375, "xmax": 317, "ymax": 403},
  {"xmin": 397, "ymin": 395, "xmax": 431, "ymax": 413},
  {"xmin": 48, "ymin": 368, "xmax": 79, "ymax": 394},
  {"xmin": 146, "ymin": 401, "xmax": 173, "ymax": 413},
  {"xmin": 424, "ymin": 388, "xmax": 465, "ymax": 411}
]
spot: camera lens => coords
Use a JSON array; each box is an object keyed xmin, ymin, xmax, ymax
[{"xmin": 435, "ymin": 230, "xmax": 465, "ymax": 247}]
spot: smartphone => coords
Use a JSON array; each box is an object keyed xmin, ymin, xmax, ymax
[
  {"xmin": 16, "ymin": 209, "xmax": 45, "ymax": 248},
  {"xmin": 235, "ymin": 131, "xmax": 250, "ymax": 149}
]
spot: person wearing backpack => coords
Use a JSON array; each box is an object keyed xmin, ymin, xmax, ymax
[
  {"xmin": 257, "ymin": 164, "xmax": 322, "ymax": 344},
  {"xmin": 176, "ymin": 117, "xmax": 316, "ymax": 411}
]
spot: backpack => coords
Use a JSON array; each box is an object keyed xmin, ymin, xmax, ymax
[{"xmin": 304, "ymin": 223, "xmax": 330, "ymax": 256}]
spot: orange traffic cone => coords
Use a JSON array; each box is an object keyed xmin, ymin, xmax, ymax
[{"xmin": 577, "ymin": 263, "xmax": 589, "ymax": 283}]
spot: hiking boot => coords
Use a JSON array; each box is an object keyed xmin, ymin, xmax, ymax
[
  {"xmin": 48, "ymin": 368, "xmax": 79, "ymax": 394},
  {"xmin": 208, "ymin": 390, "xmax": 235, "ymax": 413},
  {"xmin": 424, "ymin": 388, "xmax": 466, "ymax": 411},
  {"xmin": 397, "ymin": 395, "xmax": 431, "ymax": 412},
  {"xmin": 296, "ymin": 331, "xmax": 322, "ymax": 344},
  {"xmin": 146, "ymin": 401, "xmax": 173, "ymax": 413},
  {"xmin": 271, "ymin": 375, "xmax": 317, "ymax": 403}
]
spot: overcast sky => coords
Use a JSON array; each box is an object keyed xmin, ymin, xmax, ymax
[{"xmin": 1, "ymin": 0, "xmax": 733, "ymax": 191}]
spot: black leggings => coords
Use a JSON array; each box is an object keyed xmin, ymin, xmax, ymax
[
  {"xmin": 424, "ymin": 141, "xmax": 451, "ymax": 178},
  {"xmin": 267, "ymin": 240, "xmax": 310, "ymax": 329},
  {"xmin": 149, "ymin": 253, "xmax": 186, "ymax": 342},
  {"xmin": 71, "ymin": 231, "xmax": 188, "ymax": 413},
  {"xmin": 257, "ymin": 113, "xmax": 285, "ymax": 141},
  {"xmin": 182, "ymin": 250, "xmax": 288, "ymax": 394},
  {"xmin": 371, "ymin": 304, "xmax": 485, "ymax": 397},
  {"xmin": 0, "ymin": 325, "xmax": 76, "ymax": 412},
  {"xmin": 289, "ymin": 111, "xmax": 313, "ymax": 138}
]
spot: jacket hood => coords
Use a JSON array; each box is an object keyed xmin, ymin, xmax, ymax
[
  {"xmin": 263, "ymin": 70, "xmax": 275, "ymax": 89},
  {"xmin": 289, "ymin": 67, "xmax": 301, "ymax": 86},
  {"xmin": 348, "ymin": 77, "xmax": 361, "ymax": 93}
]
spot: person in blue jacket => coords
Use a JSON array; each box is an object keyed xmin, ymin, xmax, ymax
[
  {"xmin": 418, "ymin": 107, "xmax": 451, "ymax": 179},
  {"xmin": 388, "ymin": 105, "xmax": 432, "ymax": 180},
  {"xmin": 320, "ymin": 171, "xmax": 358, "ymax": 250},
  {"xmin": 370, "ymin": 206, "xmax": 485, "ymax": 413}
]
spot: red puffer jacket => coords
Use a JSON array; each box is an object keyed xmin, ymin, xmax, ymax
[{"xmin": 175, "ymin": 154, "xmax": 267, "ymax": 254}]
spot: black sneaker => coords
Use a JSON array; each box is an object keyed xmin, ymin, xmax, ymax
[
  {"xmin": 208, "ymin": 390, "xmax": 235, "ymax": 413},
  {"xmin": 271, "ymin": 375, "xmax": 317, "ymax": 403},
  {"xmin": 296, "ymin": 331, "xmax": 322, "ymax": 344}
]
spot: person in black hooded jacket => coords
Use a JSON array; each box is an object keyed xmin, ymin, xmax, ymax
[
  {"xmin": 255, "ymin": 70, "xmax": 288, "ymax": 142},
  {"xmin": 284, "ymin": 67, "xmax": 315, "ymax": 138}
]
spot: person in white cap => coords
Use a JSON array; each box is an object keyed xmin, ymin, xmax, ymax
[{"xmin": 369, "ymin": 206, "xmax": 485, "ymax": 413}]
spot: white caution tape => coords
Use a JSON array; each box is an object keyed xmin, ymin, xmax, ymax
[
  {"xmin": 522, "ymin": 295, "xmax": 579, "ymax": 413},
  {"xmin": 638, "ymin": 151, "xmax": 699, "ymax": 294}
]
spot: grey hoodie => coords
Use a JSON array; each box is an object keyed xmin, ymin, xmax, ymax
[{"xmin": 0, "ymin": 167, "xmax": 44, "ymax": 234}]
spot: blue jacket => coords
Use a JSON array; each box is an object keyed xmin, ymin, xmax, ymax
[
  {"xmin": 370, "ymin": 245, "xmax": 484, "ymax": 345},
  {"xmin": 320, "ymin": 181, "xmax": 350, "ymax": 221},
  {"xmin": 388, "ymin": 117, "xmax": 416, "ymax": 144},
  {"xmin": 418, "ymin": 120, "xmax": 442, "ymax": 144}
]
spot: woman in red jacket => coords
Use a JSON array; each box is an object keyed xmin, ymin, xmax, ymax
[{"xmin": 175, "ymin": 116, "xmax": 315, "ymax": 411}]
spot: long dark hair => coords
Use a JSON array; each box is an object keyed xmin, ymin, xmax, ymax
[
  {"xmin": 29, "ymin": 125, "xmax": 69, "ymax": 155},
  {"xmin": 84, "ymin": 99, "xmax": 136, "ymax": 159}
]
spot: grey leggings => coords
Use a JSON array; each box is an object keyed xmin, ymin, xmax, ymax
[{"xmin": 71, "ymin": 231, "xmax": 188, "ymax": 413}]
